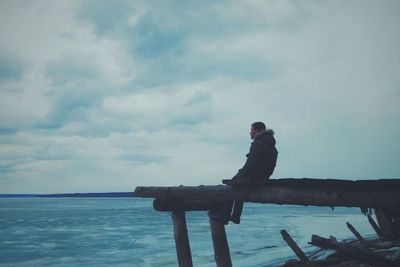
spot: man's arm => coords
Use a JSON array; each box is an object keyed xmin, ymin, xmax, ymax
[{"xmin": 234, "ymin": 141, "xmax": 263, "ymax": 179}]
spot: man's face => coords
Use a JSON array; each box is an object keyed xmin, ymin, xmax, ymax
[{"xmin": 250, "ymin": 127, "xmax": 257, "ymax": 139}]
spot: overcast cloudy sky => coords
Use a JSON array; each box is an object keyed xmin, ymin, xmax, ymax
[{"xmin": 0, "ymin": 0, "xmax": 399, "ymax": 193}]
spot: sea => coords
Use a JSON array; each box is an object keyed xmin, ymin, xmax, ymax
[{"xmin": 0, "ymin": 197, "xmax": 377, "ymax": 267}]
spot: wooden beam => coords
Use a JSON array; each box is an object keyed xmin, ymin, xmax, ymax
[
  {"xmin": 209, "ymin": 217, "xmax": 232, "ymax": 267},
  {"xmin": 153, "ymin": 198, "xmax": 219, "ymax": 212},
  {"xmin": 135, "ymin": 178, "xmax": 400, "ymax": 208},
  {"xmin": 172, "ymin": 211, "xmax": 193, "ymax": 267}
]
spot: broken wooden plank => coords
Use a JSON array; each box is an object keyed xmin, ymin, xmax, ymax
[
  {"xmin": 135, "ymin": 178, "xmax": 400, "ymax": 208},
  {"xmin": 281, "ymin": 229, "xmax": 309, "ymax": 262},
  {"xmin": 346, "ymin": 222, "xmax": 367, "ymax": 247},
  {"xmin": 310, "ymin": 234, "xmax": 398, "ymax": 267}
]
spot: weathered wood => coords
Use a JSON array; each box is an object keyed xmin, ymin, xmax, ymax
[
  {"xmin": 281, "ymin": 230, "xmax": 309, "ymax": 262},
  {"xmin": 375, "ymin": 208, "xmax": 397, "ymax": 239},
  {"xmin": 391, "ymin": 209, "xmax": 400, "ymax": 237},
  {"xmin": 282, "ymin": 258, "xmax": 343, "ymax": 266},
  {"xmin": 172, "ymin": 211, "xmax": 193, "ymax": 267},
  {"xmin": 135, "ymin": 178, "xmax": 400, "ymax": 208},
  {"xmin": 209, "ymin": 217, "xmax": 232, "ymax": 267},
  {"xmin": 154, "ymin": 198, "xmax": 219, "ymax": 212},
  {"xmin": 310, "ymin": 235, "xmax": 398, "ymax": 267},
  {"xmin": 367, "ymin": 214, "xmax": 386, "ymax": 240},
  {"xmin": 346, "ymin": 222, "xmax": 367, "ymax": 247}
]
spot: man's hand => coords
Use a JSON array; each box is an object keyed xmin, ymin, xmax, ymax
[{"xmin": 231, "ymin": 176, "xmax": 252, "ymax": 183}]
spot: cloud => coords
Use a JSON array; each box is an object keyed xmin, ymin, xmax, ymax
[
  {"xmin": 0, "ymin": 78, "xmax": 51, "ymax": 130},
  {"xmin": 0, "ymin": 53, "xmax": 24, "ymax": 81},
  {"xmin": 102, "ymin": 84, "xmax": 213, "ymax": 129},
  {"xmin": 0, "ymin": 0, "xmax": 400, "ymax": 193}
]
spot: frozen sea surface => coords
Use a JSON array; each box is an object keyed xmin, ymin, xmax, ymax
[{"xmin": 0, "ymin": 198, "xmax": 376, "ymax": 266}]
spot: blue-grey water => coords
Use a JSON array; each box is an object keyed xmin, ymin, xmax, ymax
[{"xmin": 0, "ymin": 198, "xmax": 376, "ymax": 266}]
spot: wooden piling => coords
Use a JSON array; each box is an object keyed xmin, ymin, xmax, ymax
[
  {"xmin": 172, "ymin": 211, "xmax": 193, "ymax": 267},
  {"xmin": 209, "ymin": 217, "xmax": 232, "ymax": 267}
]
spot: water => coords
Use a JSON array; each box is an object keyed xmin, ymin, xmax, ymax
[{"xmin": 0, "ymin": 198, "xmax": 376, "ymax": 266}]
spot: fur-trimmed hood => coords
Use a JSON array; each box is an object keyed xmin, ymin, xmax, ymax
[
  {"xmin": 253, "ymin": 128, "xmax": 274, "ymax": 139},
  {"xmin": 253, "ymin": 128, "xmax": 276, "ymax": 146}
]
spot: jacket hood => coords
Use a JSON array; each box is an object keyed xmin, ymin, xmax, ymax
[
  {"xmin": 254, "ymin": 129, "xmax": 276, "ymax": 145},
  {"xmin": 254, "ymin": 129, "xmax": 274, "ymax": 138}
]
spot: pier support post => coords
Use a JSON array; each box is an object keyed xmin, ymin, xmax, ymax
[
  {"xmin": 172, "ymin": 211, "xmax": 193, "ymax": 267},
  {"xmin": 209, "ymin": 217, "xmax": 232, "ymax": 267}
]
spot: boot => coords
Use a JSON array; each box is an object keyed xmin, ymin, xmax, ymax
[{"xmin": 229, "ymin": 201, "xmax": 243, "ymax": 224}]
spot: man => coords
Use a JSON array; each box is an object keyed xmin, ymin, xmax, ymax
[
  {"xmin": 210, "ymin": 121, "xmax": 278, "ymax": 224},
  {"xmin": 234, "ymin": 121, "xmax": 278, "ymax": 182}
]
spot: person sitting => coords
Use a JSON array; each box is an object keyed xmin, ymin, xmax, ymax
[{"xmin": 209, "ymin": 121, "xmax": 278, "ymax": 224}]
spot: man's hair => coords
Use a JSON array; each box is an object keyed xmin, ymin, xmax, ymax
[{"xmin": 251, "ymin": 121, "xmax": 266, "ymax": 131}]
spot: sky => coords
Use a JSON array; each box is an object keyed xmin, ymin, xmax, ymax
[{"xmin": 0, "ymin": 0, "xmax": 399, "ymax": 194}]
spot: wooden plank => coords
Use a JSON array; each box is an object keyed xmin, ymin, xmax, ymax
[
  {"xmin": 135, "ymin": 178, "xmax": 400, "ymax": 208},
  {"xmin": 281, "ymin": 230, "xmax": 309, "ymax": 262},
  {"xmin": 209, "ymin": 216, "xmax": 232, "ymax": 267},
  {"xmin": 310, "ymin": 234, "xmax": 398, "ymax": 267},
  {"xmin": 172, "ymin": 211, "xmax": 193, "ymax": 267}
]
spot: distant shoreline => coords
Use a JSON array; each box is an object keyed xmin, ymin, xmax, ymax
[{"xmin": 0, "ymin": 192, "xmax": 135, "ymax": 198}]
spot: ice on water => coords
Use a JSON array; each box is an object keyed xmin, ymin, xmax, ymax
[{"xmin": 0, "ymin": 198, "xmax": 375, "ymax": 266}]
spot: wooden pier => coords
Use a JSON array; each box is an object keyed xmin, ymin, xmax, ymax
[{"xmin": 134, "ymin": 178, "xmax": 400, "ymax": 266}]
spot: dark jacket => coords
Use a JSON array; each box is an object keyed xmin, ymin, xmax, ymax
[{"xmin": 235, "ymin": 129, "xmax": 278, "ymax": 180}]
